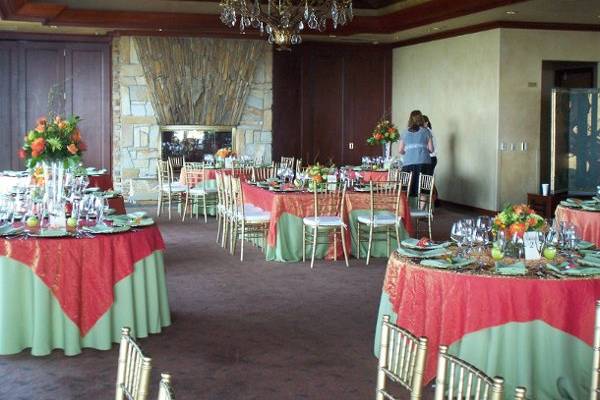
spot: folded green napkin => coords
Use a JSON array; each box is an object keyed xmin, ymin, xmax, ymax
[
  {"xmin": 577, "ymin": 241, "xmax": 595, "ymax": 250},
  {"xmin": 547, "ymin": 260, "xmax": 600, "ymax": 276},
  {"xmin": 580, "ymin": 249, "xmax": 600, "ymax": 257},
  {"xmin": 578, "ymin": 255, "xmax": 600, "ymax": 268},
  {"xmin": 420, "ymin": 257, "xmax": 473, "ymax": 269},
  {"xmin": 495, "ymin": 261, "xmax": 526, "ymax": 275},
  {"xmin": 397, "ymin": 247, "xmax": 450, "ymax": 258}
]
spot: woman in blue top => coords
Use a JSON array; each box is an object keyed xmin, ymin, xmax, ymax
[{"xmin": 398, "ymin": 110, "xmax": 433, "ymax": 196}]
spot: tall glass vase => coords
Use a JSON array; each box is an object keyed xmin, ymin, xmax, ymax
[
  {"xmin": 383, "ymin": 142, "xmax": 392, "ymax": 159},
  {"xmin": 42, "ymin": 160, "xmax": 67, "ymax": 229}
]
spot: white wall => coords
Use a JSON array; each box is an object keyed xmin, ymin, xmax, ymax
[
  {"xmin": 498, "ymin": 29, "xmax": 600, "ymax": 205},
  {"xmin": 392, "ymin": 29, "xmax": 501, "ymax": 211}
]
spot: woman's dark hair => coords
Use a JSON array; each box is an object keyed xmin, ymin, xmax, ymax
[
  {"xmin": 422, "ymin": 115, "xmax": 432, "ymax": 130},
  {"xmin": 407, "ymin": 110, "xmax": 423, "ymax": 132}
]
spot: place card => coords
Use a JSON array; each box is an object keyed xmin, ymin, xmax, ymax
[{"xmin": 523, "ymin": 231, "xmax": 541, "ymax": 260}]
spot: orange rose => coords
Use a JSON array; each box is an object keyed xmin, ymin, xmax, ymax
[
  {"xmin": 67, "ymin": 143, "xmax": 78, "ymax": 155},
  {"xmin": 34, "ymin": 124, "xmax": 45, "ymax": 133},
  {"xmin": 58, "ymin": 121, "xmax": 67, "ymax": 129},
  {"xmin": 508, "ymin": 222, "xmax": 526, "ymax": 238},
  {"xmin": 31, "ymin": 137, "xmax": 46, "ymax": 155},
  {"xmin": 36, "ymin": 117, "xmax": 47, "ymax": 126},
  {"xmin": 387, "ymin": 127, "xmax": 394, "ymax": 133},
  {"xmin": 313, "ymin": 174, "xmax": 323, "ymax": 183},
  {"xmin": 71, "ymin": 128, "xmax": 81, "ymax": 143}
]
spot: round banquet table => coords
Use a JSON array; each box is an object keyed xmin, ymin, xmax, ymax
[
  {"xmin": 0, "ymin": 225, "xmax": 171, "ymax": 356},
  {"xmin": 555, "ymin": 205, "xmax": 600, "ymax": 247},
  {"xmin": 374, "ymin": 252, "xmax": 600, "ymax": 399},
  {"xmin": 242, "ymin": 183, "xmax": 413, "ymax": 262}
]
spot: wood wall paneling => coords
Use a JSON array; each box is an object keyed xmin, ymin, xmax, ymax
[
  {"xmin": 0, "ymin": 38, "xmax": 111, "ymax": 171},
  {"xmin": 272, "ymin": 43, "xmax": 392, "ymax": 166},
  {"xmin": 66, "ymin": 43, "xmax": 111, "ymax": 169},
  {"xmin": 272, "ymin": 50, "xmax": 302, "ymax": 161}
]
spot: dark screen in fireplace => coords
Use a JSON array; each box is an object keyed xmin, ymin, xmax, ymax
[{"xmin": 161, "ymin": 126, "xmax": 233, "ymax": 162}]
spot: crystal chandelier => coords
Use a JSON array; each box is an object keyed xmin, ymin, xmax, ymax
[{"xmin": 219, "ymin": 0, "xmax": 354, "ymax": 50}]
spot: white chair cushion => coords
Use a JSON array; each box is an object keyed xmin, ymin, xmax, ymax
[
  {"xmin": 303, "ymin": 216, "xmax": 345, "ymax": 227},
  {"xmin": 189, "ymin": 187, "xmax": 208, "ymax": 196},
  {"xmin": 161, "ymin": 185, "xmax": 186, "ymax": 193},
  {"xmin": 242, "ymin": 210, "xmax": 271, "ymax": 223},
  {"xmin": 193, "ymin": 184, "xmax": 217, "ymax": 193},
  {"xmin": 410, "ymin": 209, "xmax": 430, "ymax": 218},
  {"xmin": 238, "ymin": 204, "xmax": 261, "ymax": 213},
  {"xmin": 357, "ymin": 212, "xmax": 402, "ymax": 226}
]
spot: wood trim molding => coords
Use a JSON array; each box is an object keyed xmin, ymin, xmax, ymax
[
  {"xmin": 1, "ymin": 0, "xmax": 530, "ymax": 37},
  {"xmin": 393, "ymin": 21, "xmax": 600, "ymax": 48},
  {"xmin": 0, "ymin": 30, "xmax": 112, "ymax": 42},
  {"xmin": 437, "ymin": 199, "xmax": 498, "ymax": 215}
]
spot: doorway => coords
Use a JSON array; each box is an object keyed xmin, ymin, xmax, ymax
[{"xmin": 539, "ymin": 61, "xmax": 597, "ymax": 185}]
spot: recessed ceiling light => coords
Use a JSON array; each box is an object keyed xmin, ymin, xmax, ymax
[
  {"xmin": 50, "ymin": 25, "xmax": 58, "ymax": 29},
  {"xmin": 505, "ymin": 10, "xmax": 517, "ymax": 15},
  {"xmin": 372, "ymin": 41, "xmax": 379, "ymax": 45},
  {"xmin": 431, "ymin": 27, "xmax": 441, "ymax": 31},
  {"xmin": 328, "ymin": 34, "xmax": 336, "ymax": 38}
]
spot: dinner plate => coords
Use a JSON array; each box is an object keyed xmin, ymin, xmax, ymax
[
  {"xmin": 420, "ymin": 257, "xmax": 473, "ymax": 269},
  {"xmin": 84, "ymin": 187, "xmax": 101, "ymax": 193},
  {"xmin": 28, "ymin": 229, "xmax": 71, "ymax": 238},
  {"xmin": 83, "ymin": 224, "xmax": 131, "ymax": 234},
  {"xmin": 0, "ymin": 225, "xmax": 24, "ymax": 236},
  {"xmin": 353, "ymin": 187, "xmax": 370, "ymax": 192},
  {"xmin": 401, "ymin": 238, "xmax": 451, "ymax": 250}
]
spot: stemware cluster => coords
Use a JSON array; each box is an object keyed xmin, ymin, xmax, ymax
[{"xmin": 450, "ymin": 217, "xmax": 492, "ymax": 256}]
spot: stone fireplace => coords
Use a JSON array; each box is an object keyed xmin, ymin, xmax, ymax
[{"xmin": 111, "ymin": 36, "xmax": 272, "ymax": 200}]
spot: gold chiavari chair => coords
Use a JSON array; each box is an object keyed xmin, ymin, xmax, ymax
[
  {"xmin": 156, "ymin": 160, "xmax": 186, "ymax": 220},
  {"xmin": 215, "ymin": 172, "xmax": 227, "ymax": 246},
  {"xmin": 376, "ymin": 315, "xmax": 428, "ymax": 400},
  {"xmin": 302, "ymin": 183, "xmax": 349, "ymax": 268},
  {"xmin": 115, "ymin": 327, "xmax": 152, "ymax": 400},
  {"xmin": 252, "ymin": 165, "xmax": 275, "ymax": 182},
  {"xmin": 230, "ymin": 166, "xmax": 253, "ymax": 180},
  {"xmin": 280, "ymin": 156, "xmax": 295, "ymax": 169},
  {"xmin": 182, "ymin": 163, "xmax": 217, "ymax": 223},
  {"xmin": 591, "ymin": 299, "xmax": 600, "ymax": 399},
  {"xmin": 230, "ymin": 176, "xmax": 270, "ymax": 261},
  {"xmin": 356, "ymin": 181, "xmax": 404, "ymax": 265},
  {"xmin": 434, "ymin": 345, "xmax": 504, "ymax": 400},
  {"xmin": 157, "ymin": 373, "xmax": 175, "ymax": 400},
  {"xmin": 221, "ymin": 173, "xmax": 236, "ymax": 251},
  {"xmin": 514, "ymin": 387, "xmax": 527, "ymax": 399},
  {"xmin": 295, "ymin": 158, "xmax": 303, "ymax": 176},
  {"xmin": 167, "ymin": 156, "xmax": 185, "ymax": 174},
  {"xmin": 399, "ymin": 171, "xmax": 413, "ymax": 196},
  {"xmin": 411, "ymin": 174, "xmax": 435, "ymax": 239},
  {"xmin": 387, "ymin": 167, "xmax": 401, "ymax": 182}
]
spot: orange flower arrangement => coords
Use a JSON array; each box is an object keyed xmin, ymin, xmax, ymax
[
  {"xmin": 19, "ymin": 115, "xmax": 85, "ymax": 168},
  {"xmin": 215, "ymin": 147, "xmax": 235, "ymax": 159},
  {"xmin": 367, "ymin": 119, "xmax": 400, "ymax": 146},
  {"xmin": 492, "ymin": 204, "xmax": 545, "ymax": 238}
]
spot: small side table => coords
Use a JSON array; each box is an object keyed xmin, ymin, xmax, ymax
[{"xmin": 527, "ymin": 192, "xmax": 567, "ymax": 219}]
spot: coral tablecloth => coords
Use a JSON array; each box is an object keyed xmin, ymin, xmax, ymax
[
  {"xmin": 555, "ymin": 205, "xmax": 600, "ymax": 246},
  {"xmin": 0, "ymin": 225, "xmax": 170, "ymax": 355},
  {"xmin": 242, "ymin": 183, "xmax": 413, "ymax": 262},
  {"xmin": 375, "ymin": 252, "xmax": 600, "ymax": 399},
  {"xmin": 348, "ymin": 170, "xmax": 389, "ymax": 182}
]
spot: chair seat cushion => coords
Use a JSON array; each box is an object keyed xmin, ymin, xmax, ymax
[
  {"xmin": 410, "ymin": 209, "xmax": 430, "ymax": 217},
  {"xmin": 189, "ymin": 187, "xmax": 209, "ymax": 195},
  {"xmin": 161, "ymin": 185, "xmax": 186, "ymax": 193},
  {"xmin": 357, "ymin": 212, "xmax": 401, "ymax": 226},
  {"xmin": 192, "ymin": 183, "xmax": 217, "ymax": 193},
  {"xmin": 303, "ymin": 216, "xmax": 345, "ymax": 227},
  {"xmin": 242, "ymin": 210, "xmax": 271, "ymax": 223}
]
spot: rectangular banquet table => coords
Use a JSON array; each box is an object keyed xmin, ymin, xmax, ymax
[
  {"xmin": 374, "ymin": 251, "xmax": 600, "ymax": 399},
  {"xmin": 242, "ymin": 183, "xmax": 413, "ymax": 262},
  {"xmin": 0, "ymin": 225, "xmax": 170, "ymax": 356}
]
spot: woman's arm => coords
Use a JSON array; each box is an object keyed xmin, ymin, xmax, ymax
[
  {"xmin": 427, "ymin": 137, "xmax": 433, "ymax": 153},
  {"xmin": 398, "ymin": 140, "xmax": 406, "ymax": 155}
]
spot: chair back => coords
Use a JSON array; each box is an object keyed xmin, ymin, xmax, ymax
[
  {"xmin": 115, "ymin": 327, "xmax": 152, "ymax": 400},
  {"xmin": 157, "ymin": 160, "xmax": 174, "ymax": 190},
  {"xmin": 168, "ymin": 156, "xmax": 185, "ymax": 170},
  {"xmin": 388, "ymin": 167, "xmax": 401, "ymax": 182},
  {"xmin": 368, "ymin": 181, "xmax": 403, "ymax": 222},
  {"xmin": 311, "ymin": 182, "xmax": 345, "ymax": 219},
  {"xmin": 295, "ymin": 159, "xmax": 303, "ymax": 176},
  {"xmin": 433, "ymin": 345, "xmax": 504, "ymax": 400},
  {"xmin": 591, "ymin": 300, "xmax": 600, "ymax": 399},
  {"xmin": 157, "ymin": 373, "xmax": 175, "ymax": 400},
  {"xmin": 376, "ymin": 315, "xmax": 427, "ymax": 400},
  {"xmin": 231, "ymin": 166, "xmax": 253, "ymax": 180},
  {"xmin": 399, "ymin": 171, "xmax": 413, "ymax": 195},
  {"xmin": 280, "ymin": 156, "xmax": 295, "ymax": 169},
  {"xmin": 416, "ymin": 174, "xmax": 435, "ymax": 213},
  {"xmin": 215, "ymin": 172, "xmax": 225, "ymax": 213},
  {"xmin": 183, "ymin": 162, "xmax": 205, "ymax": 189},
  {"xmin": 222, "ymin": 174, "xmax": 235, "ymax": 219},
  {"xmin": 252, "ymin": 166, "xmax": 275, "ymax": 182}
]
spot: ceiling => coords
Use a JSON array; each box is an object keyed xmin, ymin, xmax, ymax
[{"xmin": 0, "ymin": 0, "xmax": 598, "ymax": 44}]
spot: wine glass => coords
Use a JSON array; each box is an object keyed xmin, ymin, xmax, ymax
[{"xmin": 450, "ymin": 221, "xmax": 464, "ymax": 256}]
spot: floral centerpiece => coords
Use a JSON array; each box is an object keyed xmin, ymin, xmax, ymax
[
  {"xmin": 306, "ymin": 164, "xmax": 333, "ymax": 191},
  {"xmin": 492, "ymin": 204, "xmax": 546, "ymax": 238},
  {"xmin": 215, "ymin": 147, "xmax": 235, "ymax": 159},
  {"xmin": 367, "ymin": 119, "xmax": 400, "ymax": 159},
  {"xmin": 19, "ymin": 115, "xmax": 86, "ymax": 169}
]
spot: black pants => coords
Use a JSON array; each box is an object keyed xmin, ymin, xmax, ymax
[{"xmin": 401, "ymin": 164, "xmax": 430, "ymax": 197}]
